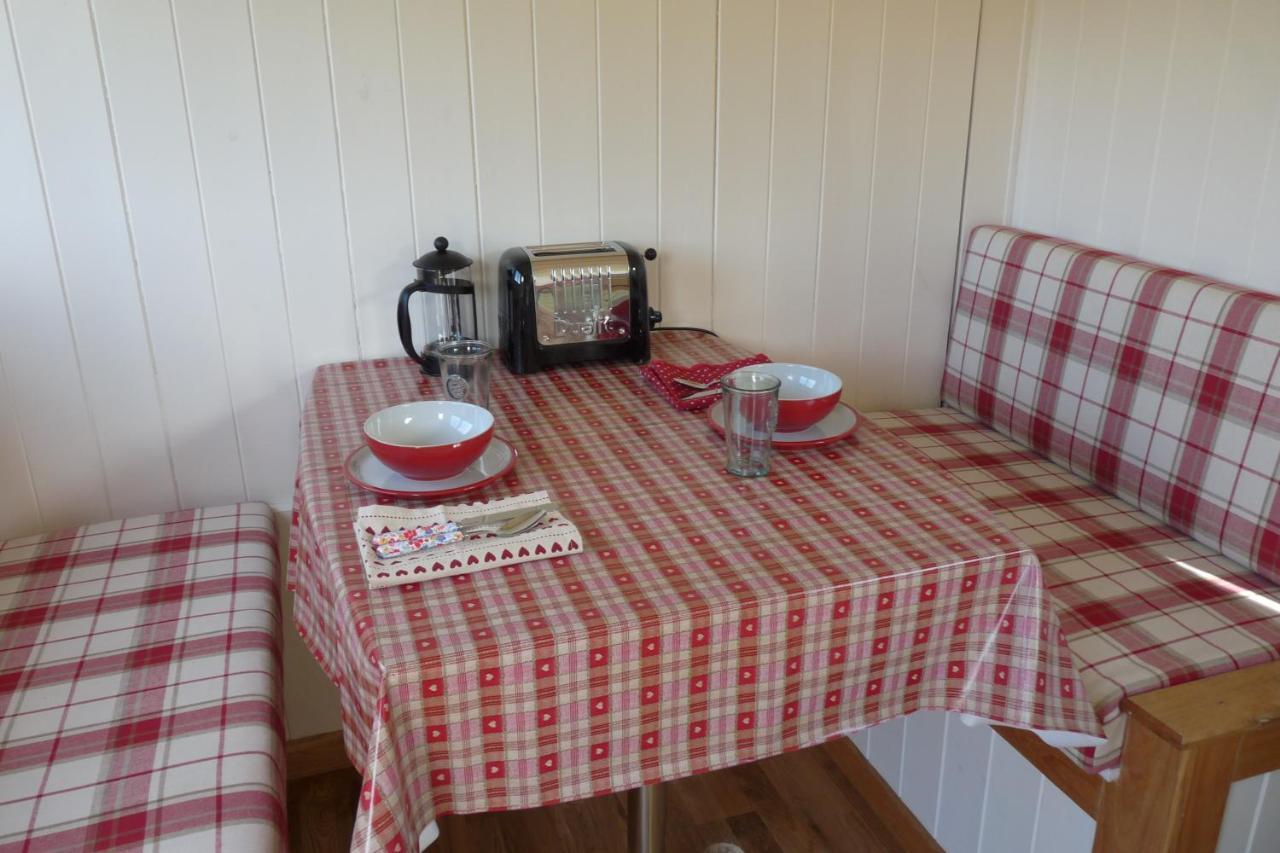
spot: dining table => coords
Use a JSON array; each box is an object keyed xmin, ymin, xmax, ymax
[{"xmin": 287, "ymin": 329, "xmax": 1103, "ymax": 853}]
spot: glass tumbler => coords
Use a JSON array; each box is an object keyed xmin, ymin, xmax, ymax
[
  {"xmin": 436, "ymin": 339, "xmax": 493, "ymax": 409},
  {"xmin": 721, "ymin": 370, "xmax": 781, "ymax": 477}
]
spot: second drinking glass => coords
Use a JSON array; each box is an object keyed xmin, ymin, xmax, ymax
[{"xmin": 436, "ymin": 339, "xmax": 493, "ymax": 409}]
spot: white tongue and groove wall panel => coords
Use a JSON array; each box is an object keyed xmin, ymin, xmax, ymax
[
  {"xmin": 0, "ymin": 0, "xmax": 981, "ymax": 541},
  {"xmin": 859, "ymin": 0, "xmax": 1280, "ymax": 848},
  {"xmin": 3, "ymin": 0, "xmax": 976, "ymax": 739},
  {"xmin": 857, "ymin": 711, "xmax": 1280, "ymax": 853}
]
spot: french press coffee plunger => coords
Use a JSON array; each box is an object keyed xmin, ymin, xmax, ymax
[{"xmin": 397, "ymin": 236, "xmax": 479, "ymax": 375}]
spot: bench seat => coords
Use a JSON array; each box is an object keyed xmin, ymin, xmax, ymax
[
  {"xmin": 871, "ymin": 408, "xmax": 1280, "ymax": 774},
  {"xmin": 0, "ymin": 503, "xmax": 286, "ymax": 851}
]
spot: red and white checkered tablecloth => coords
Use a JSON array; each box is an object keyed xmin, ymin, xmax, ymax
[
  {"xmin": 0, "ymin": 504, "xmax": 285, "ymax": 852},
  {"xmin": 287, "ymin": 331, "xmax": 1103, "ymax": 853}
]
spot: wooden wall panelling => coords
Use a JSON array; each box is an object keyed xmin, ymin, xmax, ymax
[
  {"xmin": 0, "ymin": 359, "xmax": 39, "ymax": 538},
  {"xmin": 956, "ymin": 0, "xmax": 1032, "ymax": 241},
  {"xmin": 901, "ymin": 0, "xmax": 981, "ymax": 405},
  {"xmin": 1139, "ymin": 0, "xmax": 1234, "ymax": 273},
  {"xmin": 979, "ymin": 731, "xmax": 1043, "ymax": 851},
  {"xmin": 254, "ymin": 0, "xmax": 373, "ymax": 742},
  {"xmin": 1031, "ymin": 775, "xmax": 1096, "ymax": 853},
  {"xmin": 93, "ymin": 0, "xmax": 246, "ymax": 509},
  {"xmin": 860, "ymin": 715, "xmax": 1280, "ymax": 852},
  {"xmin": 1193, "ymin": 0, "xmax": 1280, "ymax": 285},
  {"xmin": 8, "ymin": 0, "xmax": 175, "ymax": 518},
  {"xmin": 467, "ymin": 0, "xmax": 543, "ymax": 341},
  {"xmin": 1011, "ymin": 0, "xmax": 1082, "ymax": 236},
  {"xmin": 170, "ymin": 0, "xmax": 300, "ymax": 507},
  {"xmin": 398, "ymin": 0, "xmax": 484, "ymax": 297},
  {"xmin": 1014, "ymin": 0, "xmax": 1280, "ymax": 295},
  {"xmin": 1249, "ymin": 774, "xmax": 1280, "ymax": 850},
  {"xmin": 898, "ymin": 711, "xmax": 946, "ymax": 835},
  {"xmin": 0, "ymin": 7, "xmax": 97, "ymax": 536},
  {"xmin": 532, "ymin": 0, "xmax": 601, "ymax": 244},
  {"xmin": 2, "ymin": 0, "xmax": 991, "ymax": 734},
  {"xmin": 855, "ymin": 0, "xmax": 937, "ymax": 411},
  {"xmin": 656, "ymin": 0, "xmax": 716, "ymax": 328},
  {"xmin": 599, "ymin": 0, "xmax": 659, "ymax": 305},
  {"xmin": 711, "ymin": 0, "xmax": 776, "ymax": 352},
  {"xmin": 864, "ymin": 713, "xmax": 906, "ymax": 793},
  {"xmin": 250, "ymin": 0, "xmax": 362, "ymax": 393},
  {"xmin": 849, "ymin": 727, "xmax": 870, "ymax": 755},
  {"xmin": 325, "ymin": 0, "xmax": 415, "ymax": 356},
  {"xmin": 1248, "ymin": 99, "xmax": 1280, "ymax": 283},
  {"xmin": 1216, "ymin": 774, "xmax": 1267, "ymax": 853},
  {"xmin": 810, "ymin": 0, "xmax": 883, "ymax": 401},
  {"xmin": 759, "ymin": 0, "xmax": 832, "ymax": 365},
  {"xmin": 827, "ymin": 736, "xmax": 943, "ymax": 853},
  {"xmin": 994, "ymin": 725, "xmax": 1102, "ymax": 816},
  {"xmin": 1052, "ymin": 0, "xmax": 1126, "ymax": 243},
  {"xmin": 1093, "ymin": 0, "xmax": 1177, "ymax": 254},
  {"xmin": 932, "ymin": 715, "xmax": 992, "ymax": 852}
]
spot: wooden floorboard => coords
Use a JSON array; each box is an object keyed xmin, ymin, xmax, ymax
[{"xmin": 288, "ymin": 740, "xmax": 910, "ymax": 852}]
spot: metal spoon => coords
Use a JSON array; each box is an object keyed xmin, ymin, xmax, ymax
[{"xmin": 459, "ymin": 507, "xmax": 550, "ymax": 537}]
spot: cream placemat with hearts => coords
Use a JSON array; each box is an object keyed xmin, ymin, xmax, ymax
[{"xmin": 354, "ymin": 491, "xmax": 582, "ymax": 589}]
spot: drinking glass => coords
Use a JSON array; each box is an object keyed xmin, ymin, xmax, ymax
[
  {"xmin": 721, "ymin": 370, "xmax": 781, "ymax": 477},
  {"xmin": 436, "ymin": 339, "xmax": 493, "ymax": 409}
]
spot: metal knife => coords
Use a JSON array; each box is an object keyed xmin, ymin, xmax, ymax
[{"xmin": 452, "ymin": 502, "xmax": 558, "ymax": 529}]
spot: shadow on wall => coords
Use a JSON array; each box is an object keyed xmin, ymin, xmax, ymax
[{"xmin": 273, "ymin": 509, "xmax": 343, "ymax": 739}]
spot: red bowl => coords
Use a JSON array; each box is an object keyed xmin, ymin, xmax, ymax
[
  {"xmin": 363, "ymin": 401, "xmax": 494, "ymax": 481},
  {"xmin": 747, "ymin": 363, "xmax": 843, "ymax": 432}
]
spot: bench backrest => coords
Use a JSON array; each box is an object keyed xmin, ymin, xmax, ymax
[{"xmin": 943, "ymin": 225, "xmax": 1280, "ymax": 582}]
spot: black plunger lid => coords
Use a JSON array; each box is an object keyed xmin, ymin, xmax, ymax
[{"xmin": 413, "ymin": 236, "xmax": 472, "ymax": 276}]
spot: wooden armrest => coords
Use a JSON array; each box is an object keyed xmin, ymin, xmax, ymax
[{"xmin": 1122, "ymin": 659, "xmax": 1280, "ymax": 748}]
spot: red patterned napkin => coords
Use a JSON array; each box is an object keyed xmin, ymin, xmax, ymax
[{"xmin": 640, "ymin": 352, "xmax": 770, "ymax": 411}]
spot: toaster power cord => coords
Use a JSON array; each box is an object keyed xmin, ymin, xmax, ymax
[
  {"xmin": 648, "ymin": 307, "xmax": 719, "ymax": 337},
  {"xmin": 652, "ymin": 325, "xmax": 719, "ymax": 337}
]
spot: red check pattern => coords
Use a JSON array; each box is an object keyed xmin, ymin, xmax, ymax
[
  {"xmin": 288, "ymin": 331, "xmax": 1101, "ymax": 853},
  {"xmin": 0, "ymin": 504, "xmax": 286, "ymax": 851},
  {"xmin": 944, "ymin": 226, "xmax": 1280, "ymax": 582},
  {"xmin": 873, "ymin": 408, "xmax": 1280, "ymax": 773}
]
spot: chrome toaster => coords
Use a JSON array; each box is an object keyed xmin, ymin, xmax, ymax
[{"xmin": 498, "ymin": 241, "xmax": 658, "ymax": 374}]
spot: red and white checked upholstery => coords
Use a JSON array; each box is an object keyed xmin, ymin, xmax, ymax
[
  {"xmin": 944, "ymin": 226, "xmax": 1280, "ymax": 582},
  {"xmin": 873, "ymin": 408, "xmax": 1280, "ymax": 773},
  {"xmin": 0, "ymin": 504, "xmax": 286, "ymax": 851}
]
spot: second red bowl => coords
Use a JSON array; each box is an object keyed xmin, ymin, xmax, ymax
[{"xmin": 745, "ymin": 363, "xmax": 843, "ymax": 432}]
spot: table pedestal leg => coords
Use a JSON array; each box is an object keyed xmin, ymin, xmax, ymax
[{"xmin": 627, "ymin": 783, "xmax": 667, "ymax": 853}]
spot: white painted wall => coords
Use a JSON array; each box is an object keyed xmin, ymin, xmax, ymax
[
  {"xmin": 1010, "ymin": 0, "xmax": 1280, "ymax": 294},
  {"xmin": 870, "ymin": 1, "xmax": 1280, "ymax": 851},
  {"xmin": 0, "ymin": 0, "xmax": 982, "ymax": 736},
  {"xmin": 857, "ymin": 716, "xmax": 1280, "ymax": 853}
]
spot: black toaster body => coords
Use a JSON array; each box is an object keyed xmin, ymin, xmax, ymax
[{"xmin": 499, "ymin": 241, "xmax": 653, "ymax": 375}]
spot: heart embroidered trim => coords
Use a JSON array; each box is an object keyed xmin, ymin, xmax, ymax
[{"xmin": 355, "ymin": 492, "xmax": 583, "ymax": 589}]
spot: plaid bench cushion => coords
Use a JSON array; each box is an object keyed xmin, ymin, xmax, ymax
[
  {"xmin": 873, "ymin": 409, "xmax": 1280, "ymax": 774},
  {"xmin": 0, "ymin": 504, "xmax": 285, "ymax": 851},
  {"xmin": 943, "ymin": 225, "xmax": 1280, "ymax": 582}
]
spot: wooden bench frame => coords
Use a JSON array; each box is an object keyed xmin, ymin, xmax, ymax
[{"xmin": 995, "ymin": 659, "xmax": 1280, "ymax": 852}]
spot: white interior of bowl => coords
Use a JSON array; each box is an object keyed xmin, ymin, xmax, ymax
[
  {"xmin": 364, "ymin": 401, "xmax": 493, "ymax": 447},
  {"xmin": 747, "ymin": 363, "xmax": 842, "ymax": 401}
]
